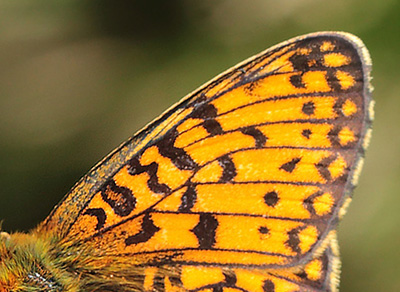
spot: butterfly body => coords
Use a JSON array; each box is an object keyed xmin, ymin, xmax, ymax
[{"xmin": 0, "ymin": 32, "xmax": 373, "ymax": 292}]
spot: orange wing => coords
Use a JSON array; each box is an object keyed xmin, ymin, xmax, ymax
[
  {"xmin": 37, "ymin": 32, "xmax": 372, "ymax": 288},
  {"xmin": 139, "ymin": 234, "xmax": 341, "ymax": 292}
]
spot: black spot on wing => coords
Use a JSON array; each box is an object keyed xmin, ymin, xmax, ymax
[
  {"xmin": 302, "ymin": 128, "xmax": 312, "ymax": 139},
  {"xmin": 202, "ymin": 119, "xmax": 224, "ymax": 135},
  {"xmin": 191, "ymin": 103, "xmax": 218, "ymax": 119},
  {"xmin": 100, "ymin": 180, "xmax": 136, "ymax": 217},
  {"xmin": 315, "ymin": 155, "xmax": 335, "ymax": 181},
  {"xmin": 241, "ymin": 126, "xmax": 267, "ymax": 148},
  {"xmin": 178, "ymin": 186, "xmax": 197, "ymax": 213},
  {"xmin": 280, "ymin": 157, "xmax": 301, "ymax": 173},
  {"xmin": 303, "ymin": 191, "xmax": 331, "ymax": 216},
  {"xmin": 286, "ymin": 227, "xmax": 301, "ymax": 254},
  {"xmin": 290, "ymin": 73, "xmax": 306, "ymax": 88},
  {"xmin": 264, "ymin": 191, "xmax": 279, "ymax": 207},
  {"xmin": 302, "ymin": 101, "xmax": 315, "ymax": 116},
  {"xmin": 125, "ymin": 213, "xmax": 160, "ymax": 245},
  {"xmin": 156, "ymin": 130, "xmax": 198, "ymax": 171},
  {"xmin": 327, "ymin": 126, "xmax": 342, "ymax": 147},
  {"xmin": 258, "ymin": 226, "xmax": 270, "ymax": 235},
  {"xmin": 191, "ymin": 213, "xmax": 218, "ymax": 249},
  {"xmin": 262, "ymin": 279, "xmax": 275, "ymax": 292},
  {"xmin": 223, "ymin": 272, "xmax": 237, "ymax": 286},
  {"xmin": 84, "ymin": 208, "xmax": 106, "ymax": 230},
  {"xmin": 191, "ymin": 103, "xmax": 223, "ymax": 136},
  {"xmin": 218, "ymin": 155, "xmax": 237, "ymax": 182},
  {"xmin": 128, "ymin": 157, "xmax": 171, "ymax": 195}
]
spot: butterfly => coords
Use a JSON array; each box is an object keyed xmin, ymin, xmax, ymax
[{"xmin": 0, "ymin": 31, "xmax": 373, "ymax": 292}]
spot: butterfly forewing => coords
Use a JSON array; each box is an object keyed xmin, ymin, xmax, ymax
[{"xmin": 36, "ymin": 32, "xmax": 372, "ymax": 292}]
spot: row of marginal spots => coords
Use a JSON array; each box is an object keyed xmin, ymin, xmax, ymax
[
  {"xmin": 187, "ymin": 94, "xmax": 361, "ymax": 151},
  {"xmin": 289, "ymin": 37, "xmax": 359, "ymax": 93},
  {"xmin": 240, "ymin": 126, "xmax": 267, "ymax": 148},
  {"xmin": 268, "ymin": 240, "xmax": 338, "ymax": 292},
  {"xmin": 210, "ymin": 43, "xmax": 336, "ymax": 117}
]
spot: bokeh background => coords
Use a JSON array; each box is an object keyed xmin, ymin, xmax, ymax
[{"xmin": 1, "ymin": 1, "xmax": 399, "ymax": 291}]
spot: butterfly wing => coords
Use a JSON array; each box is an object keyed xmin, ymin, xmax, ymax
[
  {"xmin": 37, "ymin": 32, "xmax": 372, "ymax": 279},
  {"xmin": 139, "ymin": 234, "xmax": 341, "ymax": 292}
]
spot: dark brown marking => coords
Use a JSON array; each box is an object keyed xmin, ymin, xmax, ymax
[
  {"xmin": 286, "ymin": 227, "xmax": 301, "ymax": 253},
  {"xmin": 218, "ymin": 155, "xmax": 237, "ymax": 182},
  {"xmin": 178, "ymin": 186, "xmax": 197, "ymax": 212},
  {"xmin": 328, "ymin": 126, "xmax": 342, "ymax": 147},
  {"xmin": 280, "ymin": 157, "xmax": 301, "ymax": 173},
  {"xmin": 326, "ymin": 68, "xmax": 342, "ymax": 91},
  {"xmin": 152, "ymin": 251, "xmax": 184, "ymax": 265},
  {"xmin": 302, "ymin": 129, "xmax": 312, "ymax": 139},
  {"xmin": 84, "ymin": 208, "xmax": 106, "ymax": 230},
  {"xmin": 302, "ymin": 101, "xmax": 315, "ymax": 115},
  {"xmin": 125, "ymin": 213, "xmax": 160, "ymax": 245},
  {"xmin": 290, "ymin": 74, "xmax": 306, "ymax": 88},
  {"xmin": 128, "ymin": 157, "xmax": 172, "ymax": 194},
  {"xmin": 315, "ymin": 155, "xmax": 336, "ymax": 181},
  {"xmin": 156, "ymin": 130, "xmax": 198, "ymax": 170},
  {"xmin": 264, "ymin": 191, "xmax": 279, "ymax": 207},
  {"xmin": 100, "ymin": 180, "xmax": 136, "ymax": 217},
  {"xmin": 192, "ymin": 213, "xmax": 218, "ymax": 249},
  {"xmin": 333, "ymin": 99, "xmax": 344, "ymax": 117},
  {"xmin": 303, "ymin": 191, "xmax": 331, "ymax": 216},
  {"xmin": 244, "ymin": 79, "xmax": 260, "ymax": 94},
  {"xmin": 223, "ymin": 272, "xmax": 237, "ymax": 286},
  {"xmin": 213, "ymin": 286, "xmax": 223, "ymax": 292},
  {"xmin": 262, "ymin": 279, "xmax": 275, "ymax": 292},
  {"xmin": 241, "ymin": 126, "xmax": 267, "ymax": 148},
  {"xmin": 191, "ymin": 103, "xmax": 218, "ymax": 119},
  {"xmin": 153, "ymin": 275, "xmax": 165, "ymax": 292},
  {"xmin": 168, "ymin": 274, "xmax": 183, "ymax": 287},
  {"xmin": 296, "ymin": 251, "xmax": 328, "ymax": 284},
  {"xmin": 258, "ymin": 226, "xmax": 269, "ymax": 234},
  {"xmin": 202, "ymin": 119, "xmax": 224, "ymax": 135},
  {"xmin": 289, "ymin": 51, "xmax": 313, "ymax": 72}
]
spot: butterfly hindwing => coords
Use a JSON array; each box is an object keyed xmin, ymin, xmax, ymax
[
  {"xmin": 37, "ymin": 32, "xmax": 372, "ymax": 290},
  {"xmin": 138, "ymin": 234, "xmax": 340, "ymax": 292}
]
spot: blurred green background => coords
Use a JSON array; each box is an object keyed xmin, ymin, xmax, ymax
[{"xmin": 0, "ymin": 1, "xmax": 399, "ymax": 291}]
